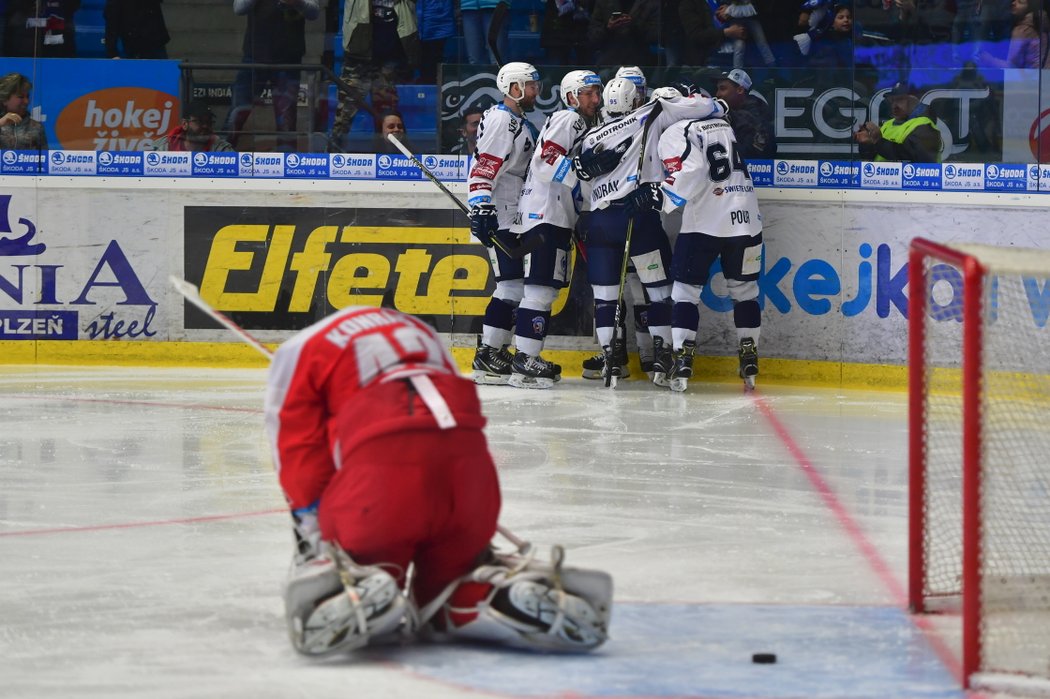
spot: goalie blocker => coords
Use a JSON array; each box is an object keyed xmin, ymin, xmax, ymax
[{"xmin": 285, "ymin": 537, "xmax": 613, "ymax": 655}]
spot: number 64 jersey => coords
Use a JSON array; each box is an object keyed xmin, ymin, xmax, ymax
[{"xmin": 658, "ymin": 118, "xmax": 762, "ymax": 238}]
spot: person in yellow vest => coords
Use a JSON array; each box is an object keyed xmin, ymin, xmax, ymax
[{"xmin": 854, "ymin": 81, "xmax": 943, "ymax": 163}]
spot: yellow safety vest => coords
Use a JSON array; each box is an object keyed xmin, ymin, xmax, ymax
[{"xmin": 876, "ymin": 116, "xmax": 942, "ymax": 162}]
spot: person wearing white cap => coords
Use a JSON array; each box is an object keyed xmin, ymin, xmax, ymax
[{"xmin": 714, "ymin": 69, "xmax": 775, "ymax": 159}]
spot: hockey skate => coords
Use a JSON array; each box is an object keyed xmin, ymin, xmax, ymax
[
  {"xmin": 472, "ymin": 337, "xmax": 513, "ymax": 385},
  {"xmin": 509, "ymin": 352, "xmax": 561, "ymax": 389},
  {"xmin": 651, "ymin": 337, "xmax": 673, "ymax": 388},
  {"xmin": 581, "ymin": 342, "xmax": 629, "ymax": 380},
  {"xmin": 668, "ymin": 341, "xmax": 695, "ymax": 393},
  {"xmin": 738, "ymin": 337, "xmax": 758, "ymax": 390},
  {"xmin": 639, "ymin": 352, "xmax": 655, "ymax": 382}
]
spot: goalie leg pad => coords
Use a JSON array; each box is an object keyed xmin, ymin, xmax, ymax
[
  {"xmin": 433, "ymin": 551, "xmax": 613, "ymax": 652},
  {"xmin": 283, "ymin": 549, "xmax": 415, "ymax": 656}
]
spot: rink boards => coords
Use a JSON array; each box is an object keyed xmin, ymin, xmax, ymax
[{"xmin": 1, "ymin": 178, "xmax": 1048, "ymax": 388}]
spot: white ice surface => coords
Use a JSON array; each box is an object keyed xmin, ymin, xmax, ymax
[{"xmin": 0, "ymin": 366, "xmax": 964, "ymax": 698}]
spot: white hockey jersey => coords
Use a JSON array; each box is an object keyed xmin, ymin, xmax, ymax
[
  {"xmin": 581, "ymin": 94, "xmax": 725, "ymax": 211},
  {"xmin": 658, "ymin": 118, "xmax": 762, "ymax": 239},
  {"xmin": 467, "ymin": 103, "xmax": 538, "ymax": 230},
  {"xmin": 511, "ymin": 108, "xmax": 590, "ymax": 234}
]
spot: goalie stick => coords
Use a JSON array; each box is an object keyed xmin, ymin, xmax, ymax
[
  {"xmin": 168, "ymin": 275, "xmax": 529, "ymax": 551},
  {"xmin": 384, "ymin": 133, "xmax": 543, "ymax": 259}
]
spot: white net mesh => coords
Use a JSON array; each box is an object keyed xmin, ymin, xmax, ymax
[{"xmin": 919, "ymin": 243, "xmax": 1050, "ymax": 682}]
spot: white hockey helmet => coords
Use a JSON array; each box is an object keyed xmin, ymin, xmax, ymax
[
  {"xmin": 614, "ymin": 65, "xmax": 647, "ymax": 98},
  {"xmin": 497, "ymin": 62, "xmax": 541, "ymax": 99},
  {"xmin": 560, "ymin": 70, "xmax": 602, "ymax": 108},
  {"xmin": 602, "ymin": 77, "xmax": 640, "ymax": 117}
]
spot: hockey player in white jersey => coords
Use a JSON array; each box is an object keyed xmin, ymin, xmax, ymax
[
  {"xmin": 467, "ymin": 62, "xmax": 540, "ymax": 385},
  {"xmin": 578, "ymin": 77, "xmax": 726, "ymax": 385},
  {"xmin": 507, "ymin": 70, "xmax": 620, "ymax": 388},
  {"xmin": 657, "ymin": 115, "xmax": 763, "ymax": 391},
  {"xmin": 583, "ymin": 65, "xmax": 653, "ymax": 381}
]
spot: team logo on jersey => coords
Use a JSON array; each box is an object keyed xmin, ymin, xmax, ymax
[
  {"xmin": 663, "ymin": 156, "xmax": 683, "ymax": 175},
  {"xmin": 531, "ymin": 315, "xmax": 546, "ymax": 335},
  {"xmin": 470, "ymin": 153, "xmax": 504, "ymax": 180},
  {"xmin": 540, "ymin": 139, "xmax": 567, "ymax": 166},
  {"xmin": 713, "ymin": 187, "xmax": 725, "ymax": 196}
]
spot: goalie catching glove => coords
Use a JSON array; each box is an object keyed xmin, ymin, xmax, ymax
[
  {"xmin": 624, "ymin": 182, "xmax": 664, "ymax": 216},
  {"xmin": 469, "ymin": 203, "xmax": 499, "ymax": 247}
]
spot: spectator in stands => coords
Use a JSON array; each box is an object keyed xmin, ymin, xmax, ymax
[
  {"xmin": 149, "ymin": 101, "xmax": 235, "ymax": 152},
  {"xmin": 225, "ymin": 0, "xmax": 320, "ymax": 153},
  {"xmin": 330, "ymin": 0, "xmax": 419, "ymax": 150},
  {"xmin": 716, "ymin": 0, "xmax": 774, "ymax": 68},
  {"xmin": 103, "ymin": 0, "xmax": 170, "ymax": 59},
  {"xmin": 450, "ymin": 105, "xmax": 482, "ymax": 155},
  {"xmin": 541, "ymin": 0, "xmax": 593, "ymax": 65},
  {"xmin": 795, "ymin": 2, "xmax": 854, "ymax": 68},
  {"xmin": 715, "ymin": 69, "xmax": 775, "ymax": 159},
  {"xmin": 0, "ymin": 72, "xmax": 47, "ymax": 150},
  {"xmin": 460, "ymin": 0, "xmax": 509, "ymax": 65},
  {"xmin": 676, "ymin": 0, "xmax": 747, "ymax": 67},
  {"xmin": 373, "ymin": 109, "xmax": 414, "ymax": 152},
  {"xmin": 978, "ymin": 0, "xmax": 1049, "ymax": 68},
  {"xmin": 4, "ymin": 0, "xmax": 79, "ymax": 57},
  {"xmin": 588, "ymin": 0, "xmax": 659, "ymax": 66},
  {"xmin": 417, "ymin": 0, "xmax": 454, "ymax": 83},
  {"xmin": 854, "ymin": 81, "xmax": 943, "ymax": 162}
]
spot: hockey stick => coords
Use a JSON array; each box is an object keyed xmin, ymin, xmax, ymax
[
  {"xmin": 385, "ymin": 133, "xmax": 542, "ymax": 259},
  {"xmin": 487, "ymin": 1, "xmax": 509, "ymax": 66},
  {"xmin": 606, "ymin": 102, "xmax": 663, "ymax": 388},
  {"xmin": 170, "ymin": 276, "xmax": 274, "ymax": 358}
]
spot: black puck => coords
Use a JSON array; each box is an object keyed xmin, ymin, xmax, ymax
[{"xmin": 752, "ymin": 653, "xmax": 777, "ymax": 664}]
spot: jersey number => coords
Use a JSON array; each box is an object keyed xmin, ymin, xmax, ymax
[
  {"xmin": 354, "ymin": 324, "xmax": 447, "ymax": 386},
  {"xmin": 705, "ymin": 143, "xmax": 750, "ymax": 183}
]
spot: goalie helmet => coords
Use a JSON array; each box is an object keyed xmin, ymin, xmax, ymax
[
  {"xmin": 602, "ymin": 77, "xmax": 640, "ymax": 117},
  {"xmin": 560, "ymin": 70, "xmax": 602, "ymax": 108},
  {"xmin": 614, "ymin": 65, "xmax": 647, "ymax": 99},
  {"xmin": 497, "ymin": 62, "xmax": 541, "ymax": 99}
]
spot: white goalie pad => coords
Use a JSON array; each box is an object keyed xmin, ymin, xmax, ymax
[
  {"xmin": 426, "ymin": 544, "xmax": 613, "ymax": 652},
  {"xmin": 283, "ymin": 545, "xmax": 416, "ymax": 656}
]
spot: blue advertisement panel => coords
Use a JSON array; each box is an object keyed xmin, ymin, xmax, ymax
[{"xmin": 3, "ymin": 58, "xmax": 180, "ymax": 150}]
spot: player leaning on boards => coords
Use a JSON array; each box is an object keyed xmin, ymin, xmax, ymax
[
  {"xmin": 267, "ymin": 306, "xmax": 612, "ymax": 655},
  {"xmin": 508, "ymin": 69, "xmax": 620, "ymax": 388},
  {"xmin": 578, "ymin": 77, "xmax": 727, "ymax": 387},
  {"xmin": 657, "ymin": 109, "xmax": 763, "ymax": 391},
  {"xmin": 467, "ymin": 62, "xmax": 541, "ymax": 385}
]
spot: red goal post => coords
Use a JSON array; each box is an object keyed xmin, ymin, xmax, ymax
[{"xmin": 908, "ymin": 238, "xmax": 1050, "ymax": 694}]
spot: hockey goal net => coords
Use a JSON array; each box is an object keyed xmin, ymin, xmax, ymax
[{"xmin": 908, "ymin": 238, "xmax": 1050, "ymax": 693}]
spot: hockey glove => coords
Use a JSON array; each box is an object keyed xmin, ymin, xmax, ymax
[
  {"xmin": 292, "ymin": 505, "xmax": 322, "ymax": 563},
  {"xmin": 469, "ymin": 203, "xmax": 499, "ymax": 247},
  {"xmin": 572, "ymin": 139, "xmax": 630, "ymax": 181},
  {"xmin": 714, "ymin": 98, "xmax": 730, "ymax": 118},
  {"xmin": 624, "ymin": 183, "xmax": 664, "ymax": 216}
]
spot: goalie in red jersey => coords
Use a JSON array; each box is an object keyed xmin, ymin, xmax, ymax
[{"xmin": 265, "ymin": 306, "xmax": 611, "ymax": 655}]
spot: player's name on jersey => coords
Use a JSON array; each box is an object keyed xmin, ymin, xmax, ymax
[{"xmin": 2, "ymin": 150, "xmax": 1049, "ymax": 192}]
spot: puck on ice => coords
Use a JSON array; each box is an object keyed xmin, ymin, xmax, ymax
[{"xmin": 752, "ymin": 653, "xmax": 777, "ymax": 664}]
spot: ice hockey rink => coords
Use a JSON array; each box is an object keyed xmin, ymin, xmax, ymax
[{"xmin": 0, "ymin": 364, "xmax": 969, "ymax": 699}]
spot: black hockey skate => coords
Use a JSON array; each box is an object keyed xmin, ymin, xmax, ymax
[
  {"xmin": 738, "ymin": 337, "xmax": 758, "ymax": 390},
  {"xmin": 509, "ymin": 352, "xmax": 561, "ymax": 389},
  {"xmin": 651, "ymin": 337, "xmax": 674, "ymax": 388},
  {"xmin": 668, "ymin": 341, "xmax": 695, "ymax": 393},
  {"xmin": 472, "ymin": 337, "xmax": 512, "ymax": 385},
  {"xmin": 582, "ymin": 341, "xmax": 628, "ymax": 380}
]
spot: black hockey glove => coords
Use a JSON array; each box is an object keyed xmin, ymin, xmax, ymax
[
  {"xmin": 624, "ymin": 183, "xmax": 664, "ymax": 216},
  {"xmin": 572, "ymin": 139, "xmax": 630, "ymax": 181},
  {"xmin": 714, "ymin": 98, "xmax": 730, "ymax": 117},
  {"xmin": 292, "ymin": 506, "xmax": 321, "ymax": 563},
  {"xmin": 469, "ymin": 203, "xmax": 499, "ymax": 247}
]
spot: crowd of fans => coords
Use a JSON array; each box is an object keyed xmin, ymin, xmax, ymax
[{"xmin": 0, "ymin": 0, "xmax": 1048, "ymax": 155}]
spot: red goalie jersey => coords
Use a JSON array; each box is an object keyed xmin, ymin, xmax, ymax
[{"xmin": 264, "ymin": 306, "xmax": 501, "ymax": 604}]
